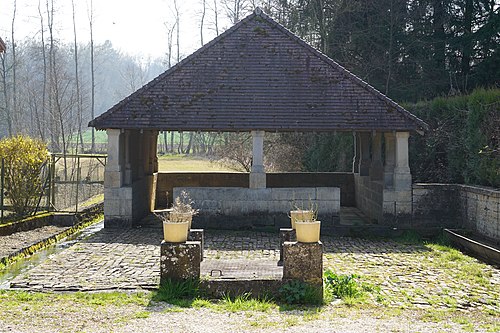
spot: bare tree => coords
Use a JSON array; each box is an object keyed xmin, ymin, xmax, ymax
[
  {"xmin": 72, "ymin": 0, "xmax": 84, "ymax": 153},
  {"xmin": 222, "ymin": 0, "xmax": 250, "ymax": 24},
  {"xmin": 0, "ymin": 39, "xmax": 12, "ymax": 136},
  {"xmin": 200, "ymin": 0, "xmax": 206, "ymax": 46},
  {"xmin": 88, "ymin": 0, "xmax": 96, "ymax": 153},
  {"xmin": 10, "ymin": 0, "xmax": 18, "ymax": 134},
  {"xmin": 37, "ymin": 0, "xmax": 47, "ymax": 140},
  {"xmin": 174, "ymin": 0, "xmax": 181, "ymax": 63}
]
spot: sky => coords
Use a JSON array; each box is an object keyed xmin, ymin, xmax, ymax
[{"xmin": 0, "ymin": 0, "xmax": 231, "ymax": 61}]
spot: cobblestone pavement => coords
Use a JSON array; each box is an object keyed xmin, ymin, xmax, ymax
[{"xmin": 7, "ymin": 228, "xmax": 500, "ymax": 312}]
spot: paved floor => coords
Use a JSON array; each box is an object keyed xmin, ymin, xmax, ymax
[{"xmin": 7, "ymin": 226, "xmax": 500, "ymax": 312}]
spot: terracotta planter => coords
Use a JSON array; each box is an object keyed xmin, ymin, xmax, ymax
[
  {"xmin": 295, "ymin": 220, "xmax": 321, "ymax": 243},
  {"xmin": 163, "ymin": 221, "xmax": 190, "ymax": 243},
  {"xmin": 169, "ymin": 212, "xmax": 193, "ymax": 229},
  {"xmin": 290, "ymin": 210, "xmax": 315, "ymax": 229}
]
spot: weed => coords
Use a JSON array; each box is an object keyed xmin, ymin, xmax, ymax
[
  {"xmin": 219, "ymin": 293, "xmax": 275, "ymax": 312},
  {"xmin": 323, "ymin": 271, "xmax": 361, "ymax": 299},
  {"xmin": 133, "ymin": 311, "xmax": 150, "ymax": 319},
  {"xmin": 152, "ymin": 278, "xmax": 200, "ymax": 306},
  {"xmin": 279, "ymin": 280, "xmax": 323, "ymax": 305}
]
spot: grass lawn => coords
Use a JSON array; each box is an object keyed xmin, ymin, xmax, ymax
[{"xmin": 158, "ymin": 154, "xmax": 239, "ymax": 172}]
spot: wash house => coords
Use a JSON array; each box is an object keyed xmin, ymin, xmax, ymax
[{"xmin": 89, "ymin": 9, "xmax": 428, "ymax": 230}]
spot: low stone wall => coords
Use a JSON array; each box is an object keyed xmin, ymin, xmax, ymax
[
  {"xmin": 354, "ymin": 175, "xmax": 383, "ymax": 223},
  {"xmin": 155, "ymin": 172, "xmax": 354, "ymax": 208},
  {"xmin": 173, "ymin": 187, "xmax": 340, "ymax": 230},
  {"xmin": 412, "ymin": 184, "xmax": 500, "ymax": 240},
  {"xmin": 0, "ymin": 202, "xmax": 104, "ymax": 236}
]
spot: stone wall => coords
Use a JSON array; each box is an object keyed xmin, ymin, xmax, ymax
[
  {"xmin": 156, "ymin": 172, "xmax": 355, "ymax": 208},
  {"xmin": 354, "ymin": 175, "xmax": 383, "ymax": 223},
  {"xmin": 412, "ymin": 184, "xmax": 500, "ymax": 240},
  {"xmin": 173, "ymin": 187, "xmax": 340, "ymax": 230}
]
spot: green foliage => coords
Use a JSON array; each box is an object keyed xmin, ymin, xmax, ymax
[
  {"xmin": 323, "ymin": 270, "xmax": 378, "ymax": 302},
  {"xmin": 152, "ymin": 278, "xmax": 200, "ymax": 305},
  {"xmin": 302, "ymin": 133, "xmax": 353, "ymax": 172},
  {"xmin": 219, "ymin": 293, "xmax": 275, "ymax": 312},
  {"xmin": 408, "ymin": 88, "xmax": 499, "ymax": 187},
  {"xmin": 278, "ymin": 280, "xmax": 323, "ymax": 305},
  {"xmin": 0, "ymin": 135, "xmax": 49, "ymax": 215},
  {"xmin": 324, "ymin": 271, "xmax": 362, "ymax": 299}
]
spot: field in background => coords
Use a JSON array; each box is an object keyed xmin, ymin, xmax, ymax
[{"xmin": 158, "ymin": 155, "xmax": 238, "ymax": 172}]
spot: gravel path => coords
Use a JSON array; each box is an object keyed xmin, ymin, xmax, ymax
[{"xmin": 0, "ymin": 301, "xmax": 494, "ymax": 333}]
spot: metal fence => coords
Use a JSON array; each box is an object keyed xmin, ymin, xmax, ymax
[{"xmin": 0, "ymin": 153, "xmax": 106, "ymax": 223}]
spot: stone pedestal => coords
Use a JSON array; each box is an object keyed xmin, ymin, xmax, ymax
[
  {"xmin": 160, "ymin": 241, "xmax": 201, "ymax": 283},
  {"xmin": 283, "ymin": 241, "xmax": 323, "ymax": 287},
  {"xmin": 278, "ymin": 228, "xmax": 296, "ymax": 266},
  {"xmin": 188, "ymin": 229, "xmax": 204, "ymax": 261}
]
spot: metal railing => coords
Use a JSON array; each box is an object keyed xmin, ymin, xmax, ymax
[{"xmin": 0, "ymin": 153, "xmax": 106, "ymax": 223}]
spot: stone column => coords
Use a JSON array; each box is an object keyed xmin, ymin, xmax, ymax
[
  {"xmin": 104, "ymin": 128, "xmax": 133, "ymax": 228},
  {"xmin": 393, "ymin": 131, "xmax": 412, "ymax": 216},
  {"xmin": 394, "ymin": 132, "xmax": 411, "ymax": 191},
  {"xmin": 352, "ymin": 132, "xmax": 360, "ymax": 173},
  {"xmin": 384, "ymin": 132, "xmax": 395, "ymax": 188},
  {"xmin": 370, "ymin": 132, "xmax": 383, "ymax": 181},
  {"xmin": 123, "ymin": 131, "xmax": 132, "ymax": 186},
  {"xmin": 358, "ymin": 132, "xmax": 371, "ymax": 177},
  {"xmin": 249, "ymin": 130, "xmax": 266, "ymax": 189},
  {"xmin": 105, "ymin": 129, "xmax": 123, "ymax": 188}
]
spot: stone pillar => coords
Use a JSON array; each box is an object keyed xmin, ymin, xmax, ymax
[
  {"xmin": 104, "ymin": 128, "xmax": 133, "ymax": 228},
  {"xmin": 105, "ymin": 129, "xmax": 123, "ymax": 188},
  {"xmin": 394, "ymin": 132, "xmax": 412, "ymax": 191},
  {"xmin": 393, "ymin": 131, "xmax": 412, "ymax": 216},
  {"xmin": 123, "ymin": 131, "xmax": 132, "ymax": 186},
  {"xmin": 358, "ymin": 132, "xmax": 371, "ymax": 177},
  {"xmin": 283, "ymin": 241, "xmax": 323, "ymax": 301},
  {"xmin": 352, "ymin": 132, "xmax": 360, "ymax": 173},
  {"xmin": 249, "ymin": 130, "xmax": 266, "ymax": 189},
  {"xmin": 384, "ymin": 132, "xmax": 395, "ymax": 188},
  {"xmin": 160, "ymin": 241, "xmax": 201, "ymax": 282},
  {"xmin": 370, "ymin": 132, "xmax": 383, "ymax": 181}
]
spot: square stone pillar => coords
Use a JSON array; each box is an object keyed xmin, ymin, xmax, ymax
[
  {"xmin": 370, "ymin": 132, "xmax": 383, "ymax": 181},
  {"xmin": 123, "ymin": 131, "xmax": 132, "ymax": 186},
  {"xmin": 283, "ymin": 241, "xmax": 323, "ymax": 287},
  {"xmin": 383, "ymin": 132, "xmax": 395, "ymax": 188},
  {"xmin": 394, "ymin": 132, "xmax": 412, "ymax": 191},
  {"xmin": 393, "ymin": 131, "xmax": 412, "ymax": 215},
  {"xmin": 105, "ymin": 129, "xmax": 123, "ymax": 188},
  {"xmin": 358, "ymin": 132, "xmax": 371, "ymax": 176},
  {"xmin": 249, "ymin": 130, "xmax": 266, "ymax": 188},
  {"xmin": 160, "ymin": 241, "xmax": 201, "ymax": 283}
]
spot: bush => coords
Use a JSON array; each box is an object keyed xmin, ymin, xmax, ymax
[
  {"xmin": 0, "ymin": 135, "xmax": 49, "ymax": 215},
  {"xmin": 407, "ymin": 88, "xmax": 499, "ymax": 187}
]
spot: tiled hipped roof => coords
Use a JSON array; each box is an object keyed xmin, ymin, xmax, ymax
[{"xmin": 89, "ymin": 8, "xmax": 428, "ymax": 133}]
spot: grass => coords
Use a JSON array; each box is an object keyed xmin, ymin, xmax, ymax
[{"xmin": 157, "ymin": 154, "xmax": 237, "ymax": 172}]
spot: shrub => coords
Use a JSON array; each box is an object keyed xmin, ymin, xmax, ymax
[
  {"xmin": 0, "ymin": 135, "xmax": 49, "ymax": 215},
  {"xmin": 279, "ymin": 280, "xmax": 323, "ymax": 305}
]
